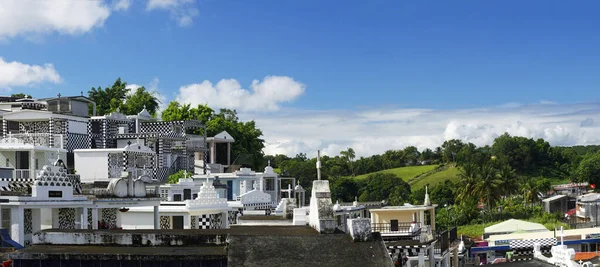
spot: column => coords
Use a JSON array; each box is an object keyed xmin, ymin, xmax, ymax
[
  {"xmin": 82, "ymin": 208, "xmax": 89, "ymax": 229},
  {"xmin": 444, "ymin": 251, "xmax": 450, "ymax": 267},
  {"xmin": 11, "ymin": 206, "xmax": 24, "ymax": 245},
  {"xmin": 183, "ymin": 215, "xmax": 190, "ymax": 229},
  {"xmin": 227, "ymin": 142, "xmax": 231, "ymax": 166},
  {"xmin": 210, "ymin": 142, "xmax": 216, "ymax": 164},
  {"xmin": 430, "ymin": 209, "xmax": 436, "ymax": 232},
  {"xmin": 29, "ymin": 149, "xmax": 35, "ymax": 178},
  {"xmin": 153, "ymin": 205, "xmax": 159, "ymax": 230},
  {"xmin": 453, "ymin": 248, "xmax": 459, "ymax": 267},
  {"xmin": 223, "ymin": 211, "xmax": 229, "ymax": 229},
  {"xmin": 418, "ymin": 251, "xmax": 425, "ymax": 267},
  {"xmin": 75, "ymin": 208, "xmax": 82, "ymax": 229},
  {"xmin": 91, "ymin": 208, "xmax": 99, "ymax": 229},
  {"xmin": 429, "ymin": 245, "xmax": 435, "ymax": 267}
]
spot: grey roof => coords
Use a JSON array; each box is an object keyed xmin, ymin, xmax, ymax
[
  {"xmin": 227, "ymin": 232, "xmax": 393, "ymax": 267},
  {"xmin": 542, "ymin": 194, "xmax": 567, "ymax": 202}
]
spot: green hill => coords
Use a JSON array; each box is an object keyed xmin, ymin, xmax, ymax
[
  {"xmin": 354, "ymin": 165, "xmax": 439, "ymax": 181},
  {"xmin": 411, "ymin": 166, "xmax": 460, "ymax": 190}
]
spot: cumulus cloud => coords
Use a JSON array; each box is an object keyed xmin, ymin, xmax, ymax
[
  {"xmin": 0, "ymin": 57, "xmax": 62, "ymax": 90},
  {"xmin": 175, "ymin": 76, "xmax": 306, "ymax": 112},
  {"xmin": 0, "ymin": 0, "xmax": 110, "ymax": 40},
  {"xmin": 146, "ymin": 0, "xmax": 198, "ymax": 27},
  {"xmin": 235, "ymin": 102, "xmax": 600, "ymax": 158},
  {"xmin": 113, "ymin": 0, "xmax": 132, "ymax": 11}
]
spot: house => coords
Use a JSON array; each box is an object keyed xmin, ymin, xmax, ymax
[
  {"xmin": 87, "ymin": 108, "xmax": 206, "ymax": 182},
  {"xmin": 542, "ymin": 194, "xmax": 572, "ymax": 214},
  {"xmin": 484, "ymin": 219, "xmax": 549, "ymax": 239},
  {"xmin": 0, "ymin": 95, "xmax": 91, "ymax": 178},
  {"xmin": 575, "ymin": 193, "xmax": 600, "ymax": 224}
]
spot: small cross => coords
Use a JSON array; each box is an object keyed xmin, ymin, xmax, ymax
[
  {"xmin": 57, "ymin": 93, "xmax": 61, "ymax": 98},
  {"xmin": 80, "ymin": 91, "xmax": 83, "ymax": 96},
  {"xmin": 127, "ymin": 141, "xmax": 132, "ymax": 146}
]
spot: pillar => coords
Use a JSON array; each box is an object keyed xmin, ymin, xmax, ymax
[
  {"xmin": 429, "ymin": 245, "xmax": 435, "ymax": 267},
  {"xmin": 91, "ymin": 208, "xmax": 99, "ymax": 229},
  {"xmin": 210, "ymin": 142, "xmax": 216, "ymax": 164},
  {"xmin": 430, "ymin": 209, "xmax": 436, "ymax": 232},
  {"xmin": 223, "ymin": 211, "xmax": 228, "ymax": 229},
  {"xmin": 444, "ymin": 251, "xmax": 450, "ymax": 267},
  {"xmin": 39, "ymin": 208, "xmax": 52, "ymax": 230},
  {"xmin": 11, "ymin": 206, "xmax": 24, "ymax": 245},
  {"xmin": 82, "ymin": 207, "xmax": 89, "ymax": 229},
  {"xmin": 183, "ymin": 215, "xmax": 190, "ymax": 229},
  {"xmin": 453, "ymin": 248, "xmax": 459, "ymax": 267},
  {"xmin": 29, "ymin": 149, "xmax": 35, "ymax": 178},
  {"xmin": 153, "ymin": 205, "xmax": 159, "ymax": 229},
  {"xmin": 227, "ymin": 142, "xmax": 231, "ymax": 166},
  {"xmin": 75, "ymin": 208, "xmax": 82, "ymax": 229},
  {"xmin": 418, "ymin": 251, "xmax": 425, "ymax": 267}
]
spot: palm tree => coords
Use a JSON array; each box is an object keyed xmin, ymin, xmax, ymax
[
  {"xmin": 474, "ymin": 164, "xmax": 502, "ymax": 215},
  {"xmin": 521, "ymin": 177, "xmax": 542, "ymax": 206},
  {"xmin": 456, "ymin": 162, "xmax": 479, "ymax": 203},
  {"xmin": 497, "ymin": 165, "xmax": 518, "ymax": 196}
]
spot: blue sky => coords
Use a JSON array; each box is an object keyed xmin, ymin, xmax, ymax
[{"xmin": 1, "ymin": 0, "xmax": 600, "ymax": 156}]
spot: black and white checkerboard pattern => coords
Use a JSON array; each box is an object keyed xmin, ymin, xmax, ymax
[
  {"xmin": 387, "ymin": 245, "xmax": 428, "ymax": 257},
  {"xmin": 0, "ymin": 178, "xmax": 33, "ymax": 191},
  {"xmin": 509, "ymin": 238, "xmax": 557, "ymax": 249},
  {"xmin": 66, "ymin": 133, "xmax": 88, "ymax": 151}
]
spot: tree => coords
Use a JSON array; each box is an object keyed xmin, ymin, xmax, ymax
[
  {"xmin": 576, "ymin": 151, "xmax": 600, "ymax": 186},
  {"xmin": 168, "ymin": 169, "xmax": 190, "ymax": 184},
  {"xmin": 359, "ymin": 173, "xmax": 411, "ymax": 202},
  {"xmin": 340, "ymin": 148, "xmax": 356, "ymax": 176},
  {"xmin": 121, "ymin": 86, "xmax": 160, "ymax": 116},
  {"xmin": 455, "ymin": 162, "xmax": 478, "ymax": 203},
  {"xmin": 88, "ymin": 78, "xmax": 129, "ymax": 116},
  {"xmin": 330, "ymin": 177, "xmax": 362, "ymax": 202},
  {"xmin": 497, "ymin": 165, "xmax": 518, "ymax": 196},
  {"xmin": 474, "ymin": 163, "xmax": 502, "ymax": 214},
  {"xmin": 11, "ymin": 93, "xmax": 31, "ymax": 99}
]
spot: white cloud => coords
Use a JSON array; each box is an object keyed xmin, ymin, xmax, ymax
[
  {"xmin": 0, "ymin": 0, "xmax": 110, "ymax": 40},
  {"xmin": 146, "ymin": 0, "xmax": 198, "ymax": 27},
  {"xmin": 235, "ymin": 102, "xmax": 600, "ymax": 158},
  {"xmin": 175, "ymin": 76, "xmax": 306, "ymax": 112},
  {"xmin": 113, "ymin": 0, "xmax": 132, "ymax": 11},
  {"xmin": 0, "ymin": 57, "xmax": 62, "ymax": 90}
]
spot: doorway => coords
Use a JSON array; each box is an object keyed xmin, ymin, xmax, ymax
[
  {"xmin": 227, "ymin": 181, "xmax": 233, "ymax": 201},
  {"xmin": 172, "ymin": 216, "xmax": 184, "ymax": 229}
]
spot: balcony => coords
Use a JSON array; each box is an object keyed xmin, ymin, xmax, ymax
[
  {"xmin": 372, "ymin": 222, "xmax": 422, "ymax": 237},
  {"xmin": 15, "ymin": 169, "xmax": 32, "ymax": 179},
  {"xmin": 0, "ymin": 133, "xmax": 64, "ymax": 149}
]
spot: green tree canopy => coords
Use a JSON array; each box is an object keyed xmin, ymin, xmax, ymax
[
  {"xmin": 576, "ymin": 151, "xmax": 600, "ymax": 186},
  {"xmin": 11, "ymin": 93, "xmax": 32, "ymax": 99},
  {"xmin": 88, "ymin": 78, "xmax": 160, "ymax": 116},
  {"xmin": 122, "ymin": 86, "xmax": 160, "ymax": 116},
  {"xmin": 359, "ymin": 173, "xmax": 411, "ymax": 203}
]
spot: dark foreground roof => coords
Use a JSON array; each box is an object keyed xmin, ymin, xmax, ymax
[
  {"xmin": 11, "ymin": 226, "xmax": 393, "ymax": 267},
  {"xmin": 228, "ymin": 233, "xmax": 393, "ymax": 267},
  {"xmin": 467, "ymin": 260, "xmax": 554, "ymax": 267}
]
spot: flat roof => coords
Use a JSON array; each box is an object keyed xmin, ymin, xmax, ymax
[
  {"xmin": 542, "ymin": 194, "xmax": 567, "ymax": 202},
  {"xmin": 36, "ymin": 225, "xmax": 319, "ymax": 236}
]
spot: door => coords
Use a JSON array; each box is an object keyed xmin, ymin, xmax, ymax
[
  {"xmin": 227, "ymin": 181, "xmax": 233, "ymax": 201},
  {"xmin": 390, "ymin": 220, "xmax": 399, "ymax": 232},
  {"xmin": 183, "ymin": 189, "xmax": 192, "ymax": 200},
  {"xmin": 172, "ymin": 216, "xmax": 184, "ymax": 229}
]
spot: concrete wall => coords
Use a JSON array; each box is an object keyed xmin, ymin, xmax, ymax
[
  {"xmin": 119, "ymin": 212, "xmax": 155, "ymax": 229},
  {"xmin": 371, "ymin": 210, "xmax": 418, "ymax": 224},
  {"xmin": 74, "ymin": 150, "xmax": 109, "ymax": 183},
  {"xmin": 67, "ymin": 119, "xmax": 88, "ymax": 134}
]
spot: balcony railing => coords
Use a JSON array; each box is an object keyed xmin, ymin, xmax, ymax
[
  {"xmin": 372, "ymin": 222, "xmax": 422, "ymax": 236},
  {"xmin": 0, "ymin": 133, "xmax": 64, "ymax": 148},
  {"xmin": 15, "ymin": 169, "xmax": 32, "ymax": 179}
]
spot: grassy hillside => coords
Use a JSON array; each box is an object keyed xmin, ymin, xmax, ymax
[
  {"xmin": 411, "ymin": 166, "xmax": 461, "ymax": 190},
  {"xmin": 354, "ymin": 165, "xmax": 439, "ymax": 181}
]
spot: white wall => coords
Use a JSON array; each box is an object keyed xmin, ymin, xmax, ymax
[
  {"xmin": 67, "ymin": 120, "xmax": 88, "ymax": 134},
  {"xmin": 118, "ymin": 212, "xmax": 155, "ymax": 229},
  {"xmin": 74, "ymin": 151, "xmax": 109, "ymax": 183}
]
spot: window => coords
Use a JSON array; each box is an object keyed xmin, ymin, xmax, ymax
[
  {"xmin": 173, "ymin": 125, "xmax": 182, "ymax": 134},
  {"xmin": 7, "ymin": 121, "xmax": 19, "ymax": 134},
  {"xmin": 183, "ymin": 189, "xmax": 192, "ymax": 200},
  {"xmin": 35, "ymin": 159, "xmax": 39, "ymax": 170},
  {"xmin": 91, "ymin": 121, "xmax": 101, "ymax": 134},
  {"xmin": 173, "ymin": 194, "xmax": 182, "ymax": 201},
  {"xmin": 192, "ymin": 194, "xmax": 198, "ymax": 199}
]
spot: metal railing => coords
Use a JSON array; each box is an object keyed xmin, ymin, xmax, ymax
[
  {"xmin": 0, "ymin": 133, "xmax": 64, "ymax": 148},
  {"xmin": 372, "ymin": 222, "xmax": 422, "ymax": 235}
]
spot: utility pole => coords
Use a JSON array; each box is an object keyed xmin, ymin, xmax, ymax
[{"xmin": 316, "ymin": 150, "xmax": 321, "ymax": 180}]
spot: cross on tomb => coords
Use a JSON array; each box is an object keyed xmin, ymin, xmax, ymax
[{"xmin": 57, "ymin": 93, "xmax": 61, "ymax": 98}]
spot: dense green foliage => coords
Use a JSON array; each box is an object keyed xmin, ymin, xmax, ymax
[
  {"xmin": 88, "ymin": 78, "xmax": 161, "ymax": 116},
  {"xmin": 161, "ymin": 102, "xmax": 265, "ymax": 170}
]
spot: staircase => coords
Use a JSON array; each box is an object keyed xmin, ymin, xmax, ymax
[{"xmin": 273, "ymin": 198, "xmax": 286, "ymax": 215}]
